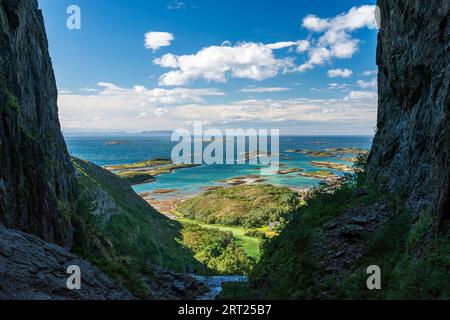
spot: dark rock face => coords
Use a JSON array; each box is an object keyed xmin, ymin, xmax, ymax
[
  {"xmin": 0, "ymin": 0, "xmax": 76, "ymax": 247},
  {"xmin": 367, "ymin": 0, "xmax": 450, "ymax": 226},
  {"xmin": 0, "ymin": 224, "xmax": 134, "ymax": 300}
]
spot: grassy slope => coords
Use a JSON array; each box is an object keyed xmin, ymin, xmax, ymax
[
  {"xmin": 250, "ymin": 185, "xmax": 450, "ymax": 299},
  {"xmin": 115, "ymin": 171, "xmax": 155, "ymax": 185},
  {"xmin": 221, "ymin": 165, "xmax": 450, "ymax": 299},
  {"xmin": 176, "ymin": 184, "xmax": 301, "ymax": 229},
  {"xmin": 178, "ymin": 217, "xmax": 261, "ymax": 259},
  {"xmin": 70, "ymin": 158, "xmax": 202, "ymax": 296},
  {"xmin": 181, "ymin": 223, "xmax": 255, "ymax": 275}
]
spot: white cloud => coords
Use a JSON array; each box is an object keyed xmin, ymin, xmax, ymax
[
  {"xmin": 328, "ymin": 83, "xmax": 350, "ymax": 90},
  {"xmin": 58, "ymin": 83, "xmax": 225, "ymax": 130},
  {"xmin": 362, "ymin": 69, "xmax": 378, "ymax": 76},
  {"xmin": 302, "ymin": 15, "xmax": 329, "ymax": 32},
  {"xmin": 266, "ymin": 41, "xmax": 298, "ymax": 50},
  {"xmin": 79, "ymin": 87, "xmax": 99, "ymax": 93},
  {"xmin": 58, "ymin": 82, "xmax": 377, "ymax": 134},
  {"xmin": 344, "ymin": 90, "xmax": 377, "ymax": 101},
  {"xmin": 166, "ymin": 1, "xmax": 187, "ymax": 10},
  {"xmin": 298, "ymin": 5, "xmax": 378, "ymax": 72},
  {"xmin": 328, "ymin": 68, "xmax": 353, "ymax": 78},
  {"xmin": 296, "ymin": 40, "xmax": 310, "ymax": 53},
  {"xmin": 144, "ymin": 32, "xmax": 174, "ymax": 51},
  {"xmin": 154, "ymin": 42, "xmax": 294, "ymax": 86},
  {"xmin": 266, "ymin": 40, "xmax": 310, "ymax": 52},
  {"xmin": 240, "ymin": 87, "xmax": 290, "ymax": 93},
  {"xmin": 357, "ymin": 78, "xmax": 377, "ymax": 89},
  {"xmin": 149, "ymin": 6, "xmax": 377, "ymax": 84},
  {"xmin": 58, "ymin": 88, "xmax": 72, "ymax": 94}
]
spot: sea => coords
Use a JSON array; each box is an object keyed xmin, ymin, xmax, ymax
[{"xmin": 65, "ymin": 135, "xmax": 373, "ymax": 200}]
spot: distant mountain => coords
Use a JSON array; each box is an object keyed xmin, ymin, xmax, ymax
[{"xmin": 140, "ymin": 130, "xmax": 173, "ymax": 136}]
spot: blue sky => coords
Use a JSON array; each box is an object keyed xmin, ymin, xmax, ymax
[{"xmin": 38, "ymin": 0, "xmax": 379, "ymax": 135}]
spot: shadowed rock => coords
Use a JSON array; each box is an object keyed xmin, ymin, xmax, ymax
[{"xmin": 0, "ymin": 224, "xmax": 134, "ymax": 300}]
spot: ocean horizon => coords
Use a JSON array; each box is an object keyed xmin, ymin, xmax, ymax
[{"xmin": 65, "ymin": 135, "xmax": 373, "ymax": 200}]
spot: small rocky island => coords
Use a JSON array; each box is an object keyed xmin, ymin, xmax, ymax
[
  {"xmin": 105, "ymin": 158, "xmax": 201, "ymax": 185},
  {"xmin": 105, "ymin": 140, "xmax": 130, "ymax": 146}
]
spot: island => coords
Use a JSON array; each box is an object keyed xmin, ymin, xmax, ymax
[
  {"xmin": 105, "ymin": 140, "xmax": 130, "ymax": 146},
  {"xmin": 299, "ymin": 170, "xmax": 339, "ymax": 180},
  {"xmin": 104, "ymin": 158, "xmax": 201, "ymax": 185},
  {"xmin": 310, "ymin": 161, "xmax": 353, "ymax": 172},
  {"xmin": 286, "ymin": 147, "xmax": 367, "ymax": 158}
]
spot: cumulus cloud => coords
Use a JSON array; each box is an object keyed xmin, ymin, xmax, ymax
[
  {"xmin": 145, "ymin": 32, "xmax": 174, "ymax": 51},
  {"xmin": 327, "ymin": 68, "xmax": 353, "ymax": 78},
  {"xmin": 240, "ymin": 87, "xmax": 291, "ymax": 93},
  {"xmin": 344, "ymin": 90, "xmax": 377, "ymax": 101},
  {"xmin": 154, "ymin": 42, "xmax": 294, "ymax": 86},
  {"xmin": 149, "ymin": 6, "xmax": 378, "ymax": 84},
  {"xmin": 296, "ymin": 40, "xmax": 311, "ymax": 53},
  {"xmin": 298, "ymin": 5, "xmax": 378, "ymax": 72},
  {"xmin": 302, "ymin": 15, "xmax": 329, "ymax": 32}
]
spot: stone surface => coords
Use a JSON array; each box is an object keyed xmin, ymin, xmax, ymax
[
  {"xmin": 367, "ymin": 0, "xmax": 450, "ymax": 227},
  {"xmin": 315, "ymin": 200, "xmax": 392, "ymax": 277},
  {"xmin": 0, "ymin": 224, "xmax": 134, "ymax": 300},
  {"xmin": 0, "ymin": 0, "xmax": 76, "ymax": 247}
]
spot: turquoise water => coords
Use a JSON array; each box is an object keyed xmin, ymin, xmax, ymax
[{"xmin": 65, "ymin": 135, "xmax": 373, "ymax": 199}]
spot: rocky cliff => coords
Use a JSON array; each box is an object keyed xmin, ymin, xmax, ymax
[
  {"xmin": 0, "ymin": 1, "xmax": 206, "ymax": 300},
  {"xmin": 367, "ymin": 0, "xmax": 450, "ymax": 228},
  {"xmin": 0, "ymin": 0, "xmax": 76, "ymax": 247},
  {"xmin": 238, "ymin": 0, "xmax": 450, "ymax": 300},
  {"xmin": 0, "ymin": 224, "xmax": 134, "ymax": 300}
]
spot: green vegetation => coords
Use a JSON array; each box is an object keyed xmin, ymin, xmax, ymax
[
  {"xmin": 145, "ymin": 163, "xmax": 199, "ymax": 176},
  {"xmin": 116, "ymin": 171, "xmax": 155, "ymax": 184},
  {"xmin": 1, "ymin": 89, "xmax": 19, "ymax": 114},
  {"xmin": 177, "ymin": 217, "xmax": 261, "ymax": 259},
  {"xmin": 70, "ymin": 157, "xmax": 203, "ymax": 297},
  {"xmin": 219, "ymin": 282, "xmax": 258, "ymax": 300},
  {"xmin": 105, "ymin": 158, "xmax": 200, "ymax": 185},
  {"xmin": 181, "ymin": 223, "xmax": 255, "ymax": 275},
  {"xmin": 332, "ymin": 209, "xmax": 450, "ymax": 299},
  {"xmin": 276, "ymin": 168, "xmax": 304, "ymax": 175},
  {"xmin": 176, "ymin": 184, "xmax": 301, "ymax": 229},
  {"xmin": 287, "ymin": 147, "xmax": 367, "ymax": 158},
  {"xmin": 105, "ymin": 158, "xmax": 172, "ymax": 170},
  {"xmin": 224, "ymin": 154, "xmax": 450, "ymax": 300},
  {"xmin": 245, "ymin": 175, "xmax": 369, "ymax": 299}
]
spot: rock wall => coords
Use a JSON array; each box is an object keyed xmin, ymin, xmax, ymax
[
  {"xmin": 0, "ymin": 224, "xmax": 134, "ymax": 300},
  {"xmin": 367, "ymin": 0, "xmax": 450, "ymax": 226},
  {"xmin": 0, "ymin": 0, "xmax": 76, "ymax": 247}
]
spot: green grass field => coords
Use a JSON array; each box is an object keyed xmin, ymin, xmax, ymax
[{"xmin": 177, "ymin": 217, "xmax": 261, "ymax": 259}]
